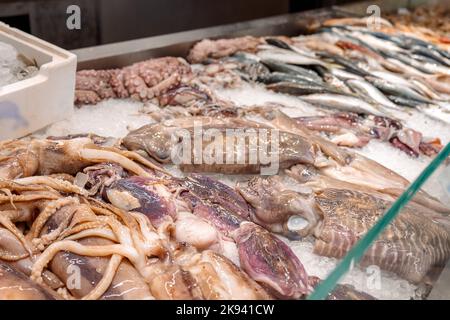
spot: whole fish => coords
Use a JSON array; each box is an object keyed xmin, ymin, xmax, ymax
[
  {"xmin": 410, "ymin": 46, "xmax": 450, "ymax": 67},
  {"xmin": 265, "ymin": 38, "xmax": 317, "ymax": 58},
  {"xmin": 348, "ymin": 32, "xmax": 405, "ymax": 53},
  {"xmin": 257, "ymin": 49, "xmax": 329, "ymax": 68},
  {"xmin": 299, "ymin": 93, "xmax": 386, "ymax": 116},
  {"xmin": 367, "ymin": 77, "xmax": 434, "ymax": 105},
  {"xmin": 317, "ymin": 51, "xmax": 371, "ymax": 77},
  {"xmin": 258, "ymin": 71, "xmax": 321, "ymax": 87},
  {"xmin": 330, "ymin": 68, "xmax": 364, "ymax": 81},
  {"xmin": 391, "ymin": 52, "xmax": 450, "ymax": 75},
  {"xmin": 260, "ymin": 59, "xmax": 323, "ymax": 82},
  {"xmin": 266, "ymin": 81, "xmax": 341, "ymax": 96},
  {"xmin": 387, "ymin": 95, "xmax": 420, "ymax": 108},
  {"xmin": 385, "ymin": 57, "xmax": 430, "ymax": 77},
  {"xmin": 409, "ymin": 78, "xmax": 445, "ymax": 101},
  {"xmin": 346, "ymin": 78, "xmax": 401, "ymax": 110}
]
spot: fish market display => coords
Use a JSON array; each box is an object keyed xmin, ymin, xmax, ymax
[
  {"xmin": 0, "ymin": 41, "xmax": 38, "ymax": 87},
  {"xmin": 1, "ymin": 13, "xmax": 450, "ymax": 301}
]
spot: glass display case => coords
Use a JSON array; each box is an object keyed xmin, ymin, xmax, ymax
[{"xmin": 309, "ymin": 143, "xmax": 450, "ymax": 300}]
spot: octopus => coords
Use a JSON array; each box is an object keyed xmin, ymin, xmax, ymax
[
  {"xmin": 0, "ymin": 136, "xmax": 313, "ymax": 300},
  {"xmin": 75, "ymin": 57, "xmax": 192, "ymax": 105}
]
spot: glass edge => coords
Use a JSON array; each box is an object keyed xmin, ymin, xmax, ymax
[{"xmin": 308, "ymin": 142, "xmax": 450, "ymax": 300}]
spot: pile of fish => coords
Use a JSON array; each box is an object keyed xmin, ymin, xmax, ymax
[
  {"xmin": 0, "ymin": 16, "xmax": 449, "ymax": 300},
  {"xmin": 186, "ymin": 19, "xmax": 450, "ymax": 156}
]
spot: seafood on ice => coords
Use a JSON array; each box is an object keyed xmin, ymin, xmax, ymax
[{"xmin": 1, "ymin": 14, "xmax": 450, "ymax": 301}]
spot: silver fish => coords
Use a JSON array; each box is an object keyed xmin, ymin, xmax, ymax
[
  {"xmin": 367, "ymin": 77, "xmax": 433, "ymax": 105},
  {"xmin": 257, "ymin": 48, "xmax": 329, "ymax": 68},
  {"xmin": 330, "ymin": 68, "xmax": 364, "ymax": 81},
  {"xmin": 346, "ymin": 79, "xmax": 401, "ymax": 110}
]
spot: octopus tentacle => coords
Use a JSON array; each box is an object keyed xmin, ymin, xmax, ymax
[
  {"xmin": 0, "ymin": 210, "xmax": 34, "ymax": 256},
  {"xmin": 27, "ymin": 197, "xmax": 79, "ymax": 240},
  {"xmin": 0, "ymin": 179, "xmax": 51, "ymax": 192},
  {"xmin": 0, "ymin": 249, "xmax": 29, "ymax": 261},
  {"xmin": 64, "ymin": 228, "xmax": 118, "ymax": 242},
  {"xmin": 14, "ymin": 176, "xmax": 89, "ymax": 197},
  {"xmin": 88, "ymin": 199, "xmax": 140, "ymax": 231},
  {"xmin": 58, "ymin": 221, "xmax": 109, "ymax": 240},
  {"xmin": 0, "ymin": 192, "xmax": 60, "ymax": 204},
  {"xmin": 30, "ymin": 241, "xmax": 135, "ymax": 286},
  {"xmin": 33, "ymin": 207, "xmax": 77, "ymax": 251},
  {"xmin": 128, "ymin": 211, "xmax": 168, "ymax": 259},
  {"xmin": 107, "ymin": 148, "xmax": 172, "ymax": 176},
  {"xmin": 79, "ymin": 148, "xmax": 152, "ymax": 177},
  {"xmin": 0, "ymin": 188, "xmax": 17, "ymax": 209}
]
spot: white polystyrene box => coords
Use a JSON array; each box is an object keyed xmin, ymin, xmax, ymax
[{"xmin": 0, "ymin": 22, "xmax": 77, "ymax": 140}]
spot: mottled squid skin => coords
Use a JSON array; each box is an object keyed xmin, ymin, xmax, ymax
[
  {"xmin": 233, "ymin": 222, "xmax": 309, "ymax": 299},
  {"xmin": 179, "ymin": 174, "xmax": 310, "ymax": 299},
  {"xmin": 238, "ymin": 172, "xmax": 450, "ymax": 284},
  {"xmin": 182, "ymin": 174, "xmax": 253, "ymax": 221},
  {"xmin": 123, "ymin": 118, "xmax": 316, "ymax": 175},
  {"xmin": 308, "ymin": 276, "xmax": 376, "ymax": 300},
  {"xmin": 314, "ymin": 188, "xmax": 450, "ymax": 283},
  {"xmin": 106, "ymin": 176, "xmax": 177, "ymax": 227}
]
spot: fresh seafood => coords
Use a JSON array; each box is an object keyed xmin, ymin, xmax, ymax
[
  {"xmin": 95, "ymin": 168, "xmax": 310, "ymax": 298},
  {"xmin": 177, "ymin": 174, "xmax": 310, "ymax": 298},
  {"xmin": 298, "ymin": 93, "xmax": 389, "ymax": 116},
  {"xmin": 188, "ymin": 20, "xmax": 450, "ymax": 126},
  {"xmin": 122, "ymin": 117, "xmax": 315, "ymax": 174},
  {"xmin": 294, "ymin": 112, "xmax": 443, "ymax": 157},
  {"xmin": 0, "ymin": 136, "xmax": 165, "ymax": 179},
  {"xmin": 237, "ymin": 174, "xmax": 450, "ymax": 283},
  {"xmin": 2, "ymin": 10, "xmax": 450, "ymax": 302},
  {"xmin": 0, "ymin": 157, "xmax": 280, "ymax": 300}
]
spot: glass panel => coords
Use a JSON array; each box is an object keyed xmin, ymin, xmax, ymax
[{"xmin": 308, "ymin": 143, "xmax": 450, "ymax": 300}]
